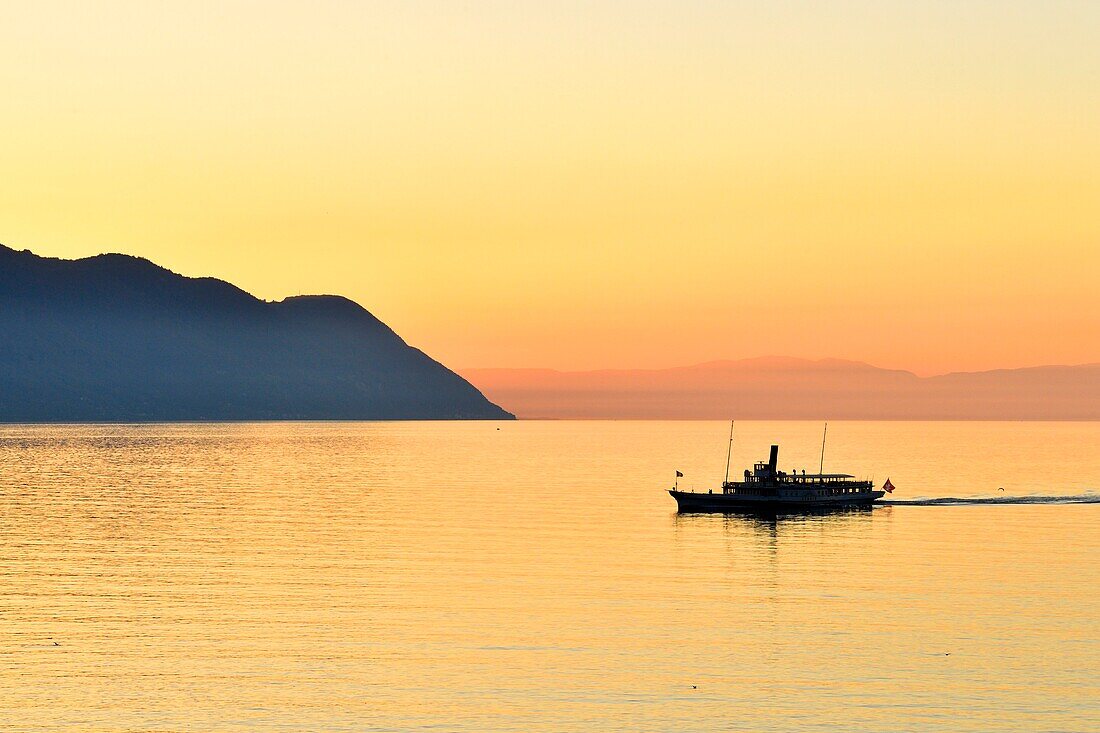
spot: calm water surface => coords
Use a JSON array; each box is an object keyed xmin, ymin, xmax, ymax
[{"xmin": 1, "ymin": 421, "xmax": 1097, "ymax": 732}]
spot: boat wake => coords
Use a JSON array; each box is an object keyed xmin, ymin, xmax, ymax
[{"xmin": 880, "ymin": 495, "xmax": 1100, "ymax": 506}]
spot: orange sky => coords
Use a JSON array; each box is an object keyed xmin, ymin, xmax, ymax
[{"xmin": 2, "ymin": 1, "xmax": 1098, "ymax": 376}]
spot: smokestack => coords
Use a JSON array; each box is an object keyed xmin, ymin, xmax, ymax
[{"xmin": 768, "ymin": 445, "xmax": 779, "ymax": 473}]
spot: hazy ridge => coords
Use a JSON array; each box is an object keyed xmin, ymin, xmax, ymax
[{"xmin": 462, "ymin": 357, "xmax": 1100, "ymax": 419}]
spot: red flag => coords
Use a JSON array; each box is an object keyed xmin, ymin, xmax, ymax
[{"xmin": 883, "ymin": 478, "xmax": 895, "ymax": 493}]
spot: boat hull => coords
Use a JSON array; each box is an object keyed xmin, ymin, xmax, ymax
[{"xmin": 669, "ymin": 489, "xmax": 885, "ymax": 514}]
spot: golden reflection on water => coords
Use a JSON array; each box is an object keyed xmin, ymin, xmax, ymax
[{"xmin": 0, "ymin": 421, "xmax": 1097, "ymax": 731}]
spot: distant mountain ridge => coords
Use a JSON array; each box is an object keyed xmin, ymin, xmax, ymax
[
  {"xmin": 461, "ymin": 358, "xmax": 1100, "ymax": 419},
  {"xmin": 0, "ymin": 244, "xmax": 512, "ymax": 421}
]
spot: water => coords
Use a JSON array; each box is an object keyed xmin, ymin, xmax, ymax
[{"xmin": 0, "ymin": 421, "xmax": 1097, "ymax": 732}]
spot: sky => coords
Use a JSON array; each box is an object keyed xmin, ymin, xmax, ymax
[{"xmin": 1, "ymin": 1, "xmax": 1098, "ymax": 376}]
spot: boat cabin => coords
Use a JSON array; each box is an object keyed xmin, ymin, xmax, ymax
[{"xmin": 722, "ymin": 444, "xmax": 872, "ymax": 496}]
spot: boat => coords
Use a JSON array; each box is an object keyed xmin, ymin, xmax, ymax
[{"xmin": 669, "ymin": 423, "xmax": 885, "ymax": 513}]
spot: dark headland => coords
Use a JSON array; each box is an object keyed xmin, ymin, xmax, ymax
[{"xmin": 0, "ymin": 244, "xmax": 513, "ymax": 421}]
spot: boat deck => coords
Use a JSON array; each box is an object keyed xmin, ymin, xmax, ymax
[{"xmin": 670, "ymin": 487, "xmax": 886, "ymax": 513}]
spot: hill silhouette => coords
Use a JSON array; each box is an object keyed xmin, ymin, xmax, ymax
[
  {"xmin": 461, "ymin": 357, "xmax": 1100, "ymax": 420},
  {"xmin": 0, "ymin": 244, "xmax": 512, "ymax": 421}
]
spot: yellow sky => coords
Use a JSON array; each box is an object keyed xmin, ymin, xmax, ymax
[{"xmin": 2, "ymin": 1, "xmax": 1098, "ymax": 375}]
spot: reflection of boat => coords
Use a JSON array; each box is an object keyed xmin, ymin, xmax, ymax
[{"xmin": 669, "ymin": 432, "xmax": 884, "ymax": 513}]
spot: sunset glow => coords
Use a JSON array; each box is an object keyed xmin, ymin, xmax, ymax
[{"xmin": 3, "ymin": 1, "xmax": 1098, "ymax": 375}]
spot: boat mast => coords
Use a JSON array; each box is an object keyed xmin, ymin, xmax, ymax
[
  {"xmin": 819, "ymin": 421, "xmax": 828, "ymax": 474},
  {"xmin": 723, "ymin": 420, "xmax": 735, "ymax": 484}
]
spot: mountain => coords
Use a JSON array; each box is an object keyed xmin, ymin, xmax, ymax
[
  {"xmin": 0, "ymin": 244, "xmax": 512, "ymax": 421},
  {"xmin": 460, "ymin": 357, "xmax": 1100, "ymax": 420}
]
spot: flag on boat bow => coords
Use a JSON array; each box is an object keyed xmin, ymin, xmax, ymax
[
  {"xmin": 883, "ymin": 478, "xmax": 895, "ymax": 493},
  {"xmin": 676, "ymin": 471, "xmax": 684, "ymax": 478}
]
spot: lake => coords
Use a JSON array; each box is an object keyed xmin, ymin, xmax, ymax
[{"xmin": 1, "ymin": 421, "xmax": 1097, "ymax": 732}]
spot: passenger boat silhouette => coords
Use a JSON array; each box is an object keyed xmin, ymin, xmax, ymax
[{"xmin": 669, "ymin": 423, "xmax": 885, "ymax": 513}]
